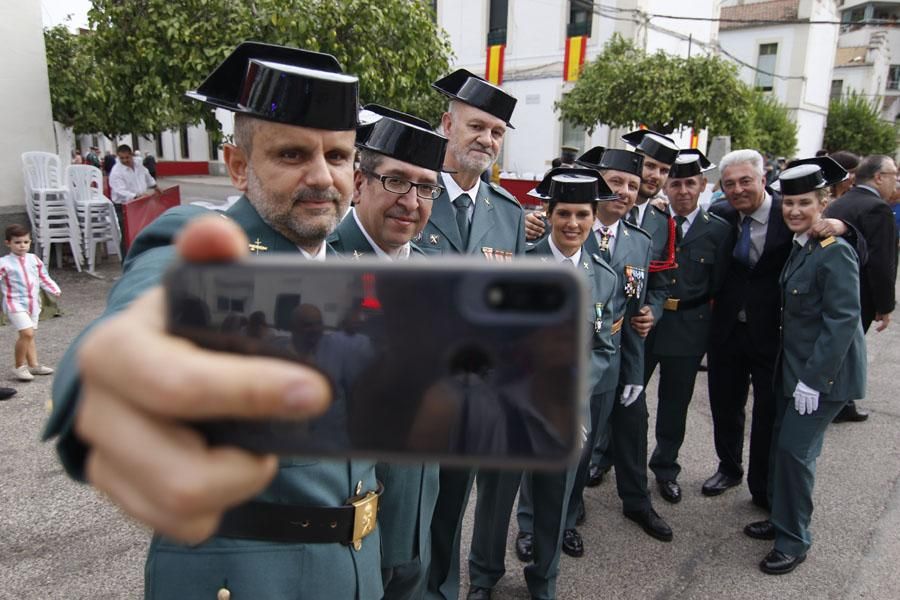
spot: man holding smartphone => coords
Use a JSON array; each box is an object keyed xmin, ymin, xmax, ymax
[
  {"xmin": 44, "ymin": 43, "xmax": 386, "ymax": 599},
  {"xmin": 328, "ymin": 103, "xmax": 449, "ymax": 599},
  {"xmin": 424, "ymin": 69, "xmax": 526, "ymax": 600}
]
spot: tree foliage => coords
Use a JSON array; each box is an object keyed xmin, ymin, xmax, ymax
[
  {"xmin": 730, "ymin": 92, "xmax": 798, "ymax": 158},
  {"xmin": 557, "ymin": 35, "xmax": 753, "ymax": 136},
  {"xmin": 823, "ymin": 92, "xmax": 897, "ymax": 156},
  {"xmin": 45, "ymin": 0, "xmax": 453, "ymax": 139},
  {"xmin": 43, "ymin": 25, "xmax": 106, "ymax": 135}
]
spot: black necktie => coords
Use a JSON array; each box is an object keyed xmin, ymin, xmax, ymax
[
  {"xmin": 453, "ymin": 195, "xmax": 472, "ymax": 248},
  {"xmin": 674, "ymin": 215, "xmax": 687, "ymax": 243},
  {"xmin": 628, "ymin": 206, "xmax": 640, "ymax": 226}
]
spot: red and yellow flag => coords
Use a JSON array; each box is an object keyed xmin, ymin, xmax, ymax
[
  {"xmin": 690, "ymin": 129, "xmax": 700, "ymax": 149},
  {"xmin": 563, "ymin": 36, "xmax": 588, "ymax": 82},
  {"xmin": 485, "ymin": 44, "xmax": 505, "ymax": 85}
]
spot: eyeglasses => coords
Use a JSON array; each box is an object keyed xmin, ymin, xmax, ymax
[{"xmin": 362, "ymin": 169, "xmax": 443, "ymax": 200}]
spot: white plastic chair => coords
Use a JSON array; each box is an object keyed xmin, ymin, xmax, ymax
[
  {"xmin": 65, "ymin": 165, "xmax": 122, "ymax": 272},
  {"xmin": 21, "ymin": 151, "xmax": 82, "ymax": 272}
]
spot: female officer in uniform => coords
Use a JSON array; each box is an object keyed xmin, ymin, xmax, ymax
[{"xmin": 743, "ymin": 157, "xmax": 866, "ymax": 574}]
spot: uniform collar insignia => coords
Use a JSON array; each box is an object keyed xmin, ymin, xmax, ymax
[{"xmin": 249, "ymin": 238, "xmax": 268, "ymax": 254}]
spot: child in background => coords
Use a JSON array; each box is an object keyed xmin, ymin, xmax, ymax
[{"xmin": 0, "ymin": 224, "xmax": 61, "ymax": 381}]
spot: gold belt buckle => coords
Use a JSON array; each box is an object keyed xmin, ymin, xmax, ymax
[
  {"xmin": 350, "ymin": 490, "xmax": 379, "ymax": 551},
  {"xmin": 664, "ymin": 298, "xmax": 680, "ymax": 311}
]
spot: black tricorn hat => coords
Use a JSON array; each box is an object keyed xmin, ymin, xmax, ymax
[
  {"xmin": 598, "ymin": 149, "xmax": 644, "ymax": 178},
  {"xmin": 356, "ymin": 105, "xmax": 448, "ymax": 173},
  {"xmin": 622, "ymin": 129, "xmax": 680, "ymax": 165},
  {"xmin": 528, "ymin": 168, "xmax": 616, "ymax": 202},
  {"xmin": 574, "ymin": 146, "xmax": 606, "ymax": 169},
  {"xmin": 669, "ymin": 149, "xmax": 714, "ymax": 179},
  {"xmin": 774, "ymin": 157, "xmax": 848, "ymax": 195},
  {"xmin": 186, "ymin": 41, "xmax": 358, "ymax": 131},
  {"xmin": 432, "ymin": 69, "xmax": 517, "ymax": 128}
]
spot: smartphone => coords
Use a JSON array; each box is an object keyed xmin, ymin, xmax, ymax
[{"xmin": 164, "ymin": 257, "xmax": 587, "ymax": 469}]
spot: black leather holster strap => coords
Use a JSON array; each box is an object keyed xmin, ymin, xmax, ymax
[
  {"xmin": 216, "ymin": 483, "xmax": 383, "ymax": 544},
  {"xmin": 664, "ymin": 294, "xmax": 711, "ymax": 312}
]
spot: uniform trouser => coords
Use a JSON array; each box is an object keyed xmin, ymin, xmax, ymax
[
  {"xmin": 383, "ymin": 555, "xmax": 428, "ymax": 600},
  {"xmin": 768, "ymin": 394, "xmax": 848, "ymax": 556},
  {"xmin": 426, "ymin": 467, "xmax": 475, "ymax": 600},
  {"xmin": 707, "ymin": 322, "xmax": 776, "ymax": 502},
  {"xmin": 468, "ymin": 469, "xmax": 521, "ymax": 591},
  {"xmin": 647, "ymin": 353, "xmax": 705, "ymax": 483},
  {"xmin": 565, "ymin": 389, "xmax": 616, "ymax": 529}
]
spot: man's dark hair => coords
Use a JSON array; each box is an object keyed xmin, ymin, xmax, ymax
[
  {"xmin": 829, "ymin": 150, "xmax": 860, "ymax": 173},
  {"xmin": 855, "ymin": 155, "xmax": 891, "ymax": 184},
  {"xmin": 233, "ymin": 114, "xmax": 259, "ymax": 157},
  {"xmin": 358, "ymin": 149, "xmax": 384, "ymax": 175},
  {"xmin": 5, "ymin": 223, "xmax": 30, "ymax": 241},
  {"xmin": 116, "ymin": 144, "xmax": 133, "ymax": 154}
]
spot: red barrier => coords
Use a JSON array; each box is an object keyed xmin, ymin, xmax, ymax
[
  {"xmin": 122, "ymin": 186, "xmax": 181, "ymax": 250},
  {"xmin": 156, "ymin": 161, "xmax": 209, "ymax": 177},
  {"xmin": 499, "ymin": 178, "xmax": 542, "ymax": 210}
]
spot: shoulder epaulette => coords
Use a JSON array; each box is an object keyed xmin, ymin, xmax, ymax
[
  {"xmin": 622, "ymin": 219, "xmax": 652, "ymax": 240},
  {"xmin": 820, "ymin": 236, "xmax": 836, "ymax": 248},
  {"xmin": 489, "ymin": 182, "xmax": 522, "ymax": 207}
]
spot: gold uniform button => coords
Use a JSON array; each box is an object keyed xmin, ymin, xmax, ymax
[{"xmin": 217, "ymin": 588, "xmax": 231, "ymax": 600}]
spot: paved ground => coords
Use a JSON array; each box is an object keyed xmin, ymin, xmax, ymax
[{"xmin": 1, "ymin": 248, "xmax": 898, "ymax": 599}]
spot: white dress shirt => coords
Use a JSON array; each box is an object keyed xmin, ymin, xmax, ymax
[
  {"xmin": 442, "ymin": 172, "xmax": 478, "ymax": 224},
  {"xmin": 593, "ymin": 219, "xmax": 621, "ymax": 256},
  {"xmin": 548, "ymin": 235, "xmax": 582, "ymax": 266},
  {"xmin": 108, "ymin": 161, "xmax": 156, "ymax": 205}
]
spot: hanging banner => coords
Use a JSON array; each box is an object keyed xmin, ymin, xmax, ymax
[
  {"xmin": 485, "ymin": 44, "xmax": 506, "ymax": 85},
  {"xmin": 563, "ymin": 36, "xmax": 588, "ymax": 82}
]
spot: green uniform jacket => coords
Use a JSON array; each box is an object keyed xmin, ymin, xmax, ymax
[
  {"xmin": 327, "ymin": 211, "xmax": 438, "ymax": 571},
  {"xmin": 778, "ymin": 236, "xmax": 866, "ymax": 399},
  {"xmin": 650, "ymin": 208, "xmax": 732, "ymax": 357},
  {"xmin": 526, "ymin": 237, "xmax": 617, "ymax": 395},
  {"xmin": 584, "ymin": 220, "xmax": 652, "ymax": 393},
  {"xmin": 45, "ymin": 196, "xmax": 383, "ymax": 600},
  {"xmin": 416, "ymin": 180, "xmax": 526, "ymax": 257},
  {"xmin": 638, "ymin": 203, "xmax": 674, "ymax": 322}
]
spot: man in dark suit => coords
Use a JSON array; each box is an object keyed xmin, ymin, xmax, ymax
[
  {"xmin": 703, "ymin": 149, "xmax": 860, "ymax": 508},
  {"xmin": 823, "ymin": 154, "xmax": 898, "ymax": 422}
]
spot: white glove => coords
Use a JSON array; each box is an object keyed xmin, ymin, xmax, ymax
[
  {"xmin": 793, "ymin": 380, "xmax": 820, "ymax": 415},
  {"xmin": 620, "ymin": 384, "xmax": 644, "ymax": 407}
]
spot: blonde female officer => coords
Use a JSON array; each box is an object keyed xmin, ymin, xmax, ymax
[{"xmin": 743, "ymin": 157, "xmax": 866, "ymax": 575}]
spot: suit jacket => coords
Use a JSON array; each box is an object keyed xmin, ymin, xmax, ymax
[
  {"xmin": 651, "ymin": 208, "xmax": 732, "ymax": 357},
  {"xmin": 526, "ymin": 237, "xmax": 617, "ymax": 394},
  {"xmin": 637, "ymin": 203, "xmax": 674, "ymax": 321},
  {"xmin": 823, "ymin": 185, "xmax": 898, "ymax": 318},
  {"xmin": 327, "ymin": 209, "xmax": 436, "ymax": 570},
  {"xmin": 417, "ymin": 179, "xmax": 526, "ymax": 257},
  {"xmin": 778, "ymin": 236, "xmax": 866, "ymax": 400},
  {"xmin": 709, "ymin": 194, "xmax": 793, "ymax": 357},
  {"xmin": 45, "ymin": 196, "xmax": 384, "ymax": 600},
  {"xmin": 584, "ymin": 220, "xmax": 652, "ymax": 392}
]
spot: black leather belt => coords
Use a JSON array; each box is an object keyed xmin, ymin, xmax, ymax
[
  {"xmin": 217, "ymin": 483, "xmax": 383, "ymax": 549},
  {"xmin": 664, "ymin": 294, "xmax": 711, "ymax": 311}
]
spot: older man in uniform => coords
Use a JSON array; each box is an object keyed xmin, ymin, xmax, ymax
[
  {"xmin": 645, "ymin": 150, "xmax": 732, "ymax": 503},
  {"xmin": 329, "ymin": 104, "xmax": 448, "ymax": 599},
  {"xmin": 44, "ymin": 43, "xmax": 386, "ymax": 599},
  {"xmin": 423, "ymin": 69, "xmax": 525, "ymax": 600},
  {"xmin": 466, "ymin": 168, "xmax": 617, "ymax": 600}
]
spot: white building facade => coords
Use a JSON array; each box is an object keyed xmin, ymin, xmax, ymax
[{"xmin": 718, "ymin": 0, "xmax": 841, "ymax": 157}]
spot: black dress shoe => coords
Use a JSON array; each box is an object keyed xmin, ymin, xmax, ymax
[
  {"xmin": 561, "ymin": 528, "xmax": 584, "ymax": 557},
  {"xmin": 0, "ymin": 387, "xmax": 15, "ymax": 401},
  {"xmin": 833, "ymin": 402, "xmax": 869, "ymax": 423},
  {"xmin": 743, "ymin": 519, "xmax": 776, "ymax": 540},
  {"xmin": 759, "ymin": 549, "xmax": 806, "ymax": 575},
  {"xmin": 586, "ymin": 463, "xmax": 609, "ymax": 487},
  {"xmin": 515, "ymin": 531, "xmax": 533, "ymax": 562},
  {"xmin": 467, "ymin": 586, "xmax": 492, "ymax": 600},
  {"xmin": 701, "ymin": 471, "xmax": 742, "ymax": 496},
  {"xmin": 623, "ymin": 507, "xmax": 673, "ymax": 542},
  {"xmin": 657, "ymin": 480, "xmax": 682, "ymax": 504}
]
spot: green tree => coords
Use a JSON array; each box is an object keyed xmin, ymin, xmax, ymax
[
  {"xmin": 43, "ymin": 25, "xmax": 107, "ymax": 135},
  {"xmin": 823, "ymin": 92, "xmax": 897, "ymax": 156},
  {"xmin": 730, "ymin": 92, "xmax": 798, "ymax": 158},
  {"xmin": 557, "ymin": 35, "xmax": 753, "ymax": 136},
  {"xmin": 46, "ymin": 0, "xmax": 452, "ymax": 139}
]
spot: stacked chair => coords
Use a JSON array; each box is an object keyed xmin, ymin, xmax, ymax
[
  {"xmin": 21, "ymin": 151, "xmax": 82, "ymax": 272},
  {"xmin": 64, "ymin": 165, "xmax": 122, "ymax": 273}
]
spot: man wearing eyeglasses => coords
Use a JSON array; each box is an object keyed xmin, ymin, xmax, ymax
[{"xmin": 823, "ymin": 154, "xmax": 898, "ymax": 422}]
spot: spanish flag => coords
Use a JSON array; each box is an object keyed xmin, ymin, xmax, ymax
[
  {"xmin": 563, "ymin": 36, "xmax": 588, "ymax": 82},
  {"xmin": 485, "ymin": 44, "xmax": 505, "ymax": 85},
  {"xmin": 690, "ymin": 129, "xmax": 700, "ymax": 149}
]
